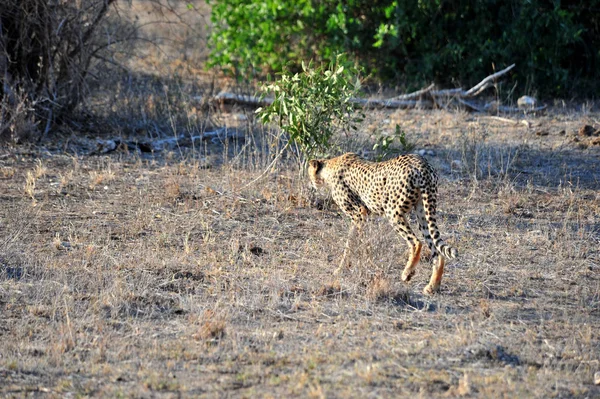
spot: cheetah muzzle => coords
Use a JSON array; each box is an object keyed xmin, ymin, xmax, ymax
[{"xmin": 308, "ymin": 153, "xmax": 457, "ymax": 295}]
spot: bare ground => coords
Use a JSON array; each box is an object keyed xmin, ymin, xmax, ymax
[{"xmin": 1, "ymin": 108, "xmax": 599, "ymax": 398}]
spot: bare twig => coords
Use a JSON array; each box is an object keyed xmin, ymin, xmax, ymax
[
  {"xmin": 484, "ymin": 116, "xmax": 531, "ymax": 128},
  {"xmin": 430, "ymin": 88, "xmax": 464, "ymax": 97},
  {"xmin": 349, "ymin": 98, "xmax": 433, "ymax": 109},
  {"xmin": 390, "ymin": 84, "xmax": 435, "ymax": 101},
  {"xmin": 464, "ymin": 64, "xmax": 516, "ymax": 96}
]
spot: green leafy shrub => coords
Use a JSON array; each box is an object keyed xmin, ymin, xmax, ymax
[
  {"xmin": 373, "ymin": 125, "xmax": 415, "ymax": 162},
  {"xmin": 256, "ymin": 56, "xmax": 362, "ymax": 163}
]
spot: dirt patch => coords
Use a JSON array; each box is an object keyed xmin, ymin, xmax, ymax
[{"xmin": 1, "ymin": 107, "xmax": 599, "ymax": 397}]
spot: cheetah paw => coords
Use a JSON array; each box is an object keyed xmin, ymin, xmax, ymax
[
  {"xmin": 401, "ymin": 270, "xmax": 415, "ymax": 282},
  {"xmin": 423, "ymin": 284, "xmax": 440, "ymax": 296}
]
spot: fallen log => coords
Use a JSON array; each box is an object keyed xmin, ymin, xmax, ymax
[
  {"xmin": 211, "ymin": 63, "xmax": 535, "ymax": 113},
  {"xmin": 484, "ymin": 116, "xmax": 531, "ymax": 128},
  {"xmin": 213, "ymin": 91, "xmax": 433, "ymax": 109},
  {"xmin": 390, "ymin": 83, "xmax": 435, "ymax": 101},
  {"xmin": 87, "ymin": 128, "xmax": 244, "ymax": 154},
  {"xmin": 464, "ymin": 64, "xmax": 515, "ymax": 96},
  {"xmin": 214, "ymin": 92, "xmax": 273, "ymax": 107},
  {"xmin": 349, "ymin": 98, "xmax": 433, "ymax": 109},
  {"xmin": 136, "ymin": 128, "xmax": 245, "ymax": 152}
]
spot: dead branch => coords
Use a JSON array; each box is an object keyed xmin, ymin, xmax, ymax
[
  {"xmin": 87, "ymin": 128, "xmax": 244, "ymax": 155},
  {"xmin": 390, "ymin": 84, "xmax": 435, "ymax": 101},
  {"xmin": 349, "ymin": 98, "xmax": 433, "ymax": 109},
  {"xmin": 430, "ymin": 88, "xmax": 464, "ymax": 97},
  {"xmin": 214, "ymin": 92, "xmax": 432, "ymax": 110},
  {"xmin": 214, "ymin": 92, "xmax": 273, "ymax": 107},
  {"xmin": 464, "ymin": 64, "xmax": 515, "ymax": 96},
  {"xmin": 213, "ymin": 64, "xmax": 534, "ymax": 114},
  {"xmin": 484, "ymin": 116, "xmax": 531, "ymax": 128}
]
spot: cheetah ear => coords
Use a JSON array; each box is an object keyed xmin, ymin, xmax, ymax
[{"xmin": 308, "ymin": 159, "xmax": 323, "ymax": 172}]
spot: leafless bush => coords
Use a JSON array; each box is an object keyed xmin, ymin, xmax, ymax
[
  {"xmin": 0, "ymin": 0, "xmax": 131, "ymax": 141},
  {"xmin": 0, "ymin": 0, "xmax": 207, "ymax": 143}
]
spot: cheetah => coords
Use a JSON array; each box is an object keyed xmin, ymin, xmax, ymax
[{"xmin": 308, "ymin": 153, "xmax": 457, "ymax": 295}]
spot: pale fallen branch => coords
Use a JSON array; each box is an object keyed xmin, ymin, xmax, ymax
[
  {"xmin": 213, "ymin": 91, "xmax": 432, "ymax": 110},
  {"xmin": 390, "ymin": 83, "xmax": 435, "ymax": 100},
  {"xmin": 430, "ymin": 88, "xmax": 464, "ymax": 97},
  {"xmin": 214, "ymin": 92, "xmax": 273, "ymax": 107},
  {"xmin": 136, "ymin": 128, "xmax": 244, "ymax": 152},
  {"xmin": 484, "ymin": 116, "xmax": 531, "ymax": 128},
  {"xmin": 87, "ymin": 128, "xmax": 244, "ymax": 154},
  {"xmin": 464, "ymin": 64, "xmax": 516, "ymax": 96},
  {"xmin": 349, "ymin": 98, "xmax": 433, "ymax": 109},
  {"xmin": 211, "ymin": 64, "xmax": 535, "ymax": 113}
]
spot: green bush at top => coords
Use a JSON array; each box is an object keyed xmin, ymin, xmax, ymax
[
  {"xmin": 207, "ymin": 0, "xmax": 600, "ymax": 97},
  {"xmin": 256, "ymin": 56, "xmax": 362, "ymax": 163}
]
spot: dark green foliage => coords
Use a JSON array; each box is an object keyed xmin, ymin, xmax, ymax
[{"xmin": 207, "ymin": 0, "xmax": 600, "ymax": 97}]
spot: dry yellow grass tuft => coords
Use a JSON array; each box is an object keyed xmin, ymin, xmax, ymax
[
  {"xmin": 195, "ymin": 310, "xmax": 226, "ymax": 341},
  {"xmin": 23, "ymin": 170, "xmax": 36, "ymax": 199}
]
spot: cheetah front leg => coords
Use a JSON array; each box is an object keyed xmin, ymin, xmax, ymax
[
  {"xmin": 336, "ymin": 205, "xmax": 368, "ymax": 274},
  {"xmin": 336, "ymin": 223, "xmax": 358, "ymax": 274},
  {"xmin": 390, "ymin": 214, "xmax": 422, "ymax": 283}
]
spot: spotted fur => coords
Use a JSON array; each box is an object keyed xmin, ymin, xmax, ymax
[{"xmin": 308, "ymin": 152, "xmax": 457, "ymax": 295}]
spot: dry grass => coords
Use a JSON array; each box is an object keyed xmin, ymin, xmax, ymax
[{"xmin": 1, "ymin": 106, "xmax": 600, "ymax": 397}]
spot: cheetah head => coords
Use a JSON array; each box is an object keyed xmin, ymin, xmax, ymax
[{"xmin": 308, "ymin": 159, "xmax": 325, "ymax": 189}]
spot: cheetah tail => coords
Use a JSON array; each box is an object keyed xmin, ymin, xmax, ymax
[
  {"xmin": 422, "ymin": 193, "xmax": 458, "ymax": 260},
  {"xmin": 437, "ymin": 242, "xmax": 458, "ymax": 260}
]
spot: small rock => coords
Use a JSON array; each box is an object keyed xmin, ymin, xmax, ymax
[
  {"xmin": 418, "ymin": 149, "xmax": 427, "ymax": 156},
  {"xmin": 94, "ymin": 139, "xmax": 117, "ymax": 154},
  {"xmin": 579, "ymin": 125, "xmax": 595, "ymax": 137},
  {"xmin": 426, "ymin": 149, "xmax": 436, "ymax": 156},
  {"xmin": 59, "ymin": 241, "xmax": 72, "ymax": 250},
  {"xmin": 249, "ymin": 246, "xmax": 266, "ymax": 256},
  {"xmin": 518, "ymin": 96, "xmax": 537, "ymax": 110},
  {"xmin": 558, "ymin": 130, "xmax": 566, "ymax": 135},
  {"xmin": 535, "ymin": 130, "xmax": 549, "ymax": 136},
  {"xmin": 595, "ymin": 371, "xmax": 600, "ymax": 385}
]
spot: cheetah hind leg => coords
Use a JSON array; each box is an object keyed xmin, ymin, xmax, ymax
[
  {"xmin": 423, "ymin": 255, "xmax": 445, "ymax": 295},
  {"xmin": 401, "ymin": 241, "xmax": 422, "ymax": 282},
  {"xmin": 390, "ymin": 214, "xmax": 422, "ymax": 283},
  {"xmin": 416, "ymin": 200, "xmax": 443, "ymax": 295}
]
